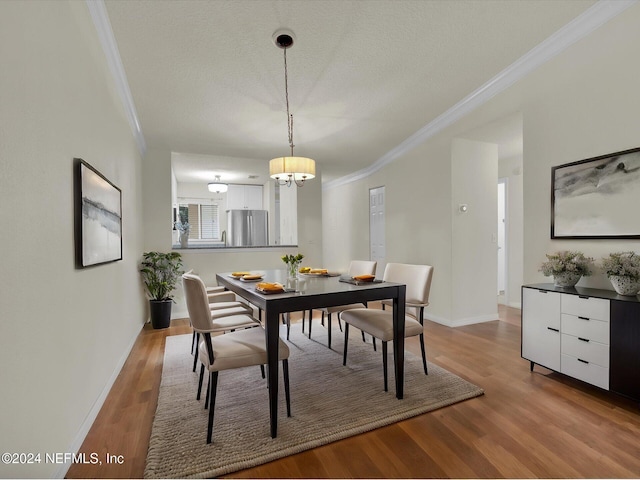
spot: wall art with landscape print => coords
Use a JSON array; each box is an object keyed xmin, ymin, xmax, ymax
[
  {"xmin": 551, "ymin": 147, "xmax": 640, "ymax": 239},
  {"xmin": 74, "ymin": 158, "xmax": 122, "ymax": 268}
]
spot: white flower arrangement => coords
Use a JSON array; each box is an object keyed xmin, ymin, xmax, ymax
[
  {"xmin": 539, "ymin": 250, "xmax": 594, "ymax": 277},
  {"xmin": 601, "ymin": 251, "xmax": 640, "ymax": 280}
]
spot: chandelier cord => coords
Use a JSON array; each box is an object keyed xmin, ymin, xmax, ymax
[{"xmin": 284, "ymin": 47, "xmax": 295, "ymax": 157}]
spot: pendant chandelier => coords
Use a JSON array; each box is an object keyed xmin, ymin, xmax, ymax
[
  {"xmin": 269, "ymin": 30, "xmax": 316, "ymax": 188},
  {"xmin": 208, "ymin": 175, "xmax": 228, "ymax": 193}
]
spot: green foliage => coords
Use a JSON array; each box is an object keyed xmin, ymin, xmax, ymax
[
  {"xmin": 601, "ymin": 251, "xmax": 640, "ymax": 280},
  {"xmin": 281, "ymin": 253, "xmax": 304, "ymax": 265},
  {"xmin": 539, "ymin": 250, "xmax": 594, "ymax": 277},
  {"xmin": 139, "ymin": 251, "xmax": 184, "ymax": 301}
]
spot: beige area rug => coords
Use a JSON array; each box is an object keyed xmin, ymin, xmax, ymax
[{"xmin": 144, "ymin": 323, "xmax": 484, "ymax": 478}]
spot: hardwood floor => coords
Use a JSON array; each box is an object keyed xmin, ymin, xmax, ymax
[{"xmin": 66, "ymin": 305, "xmax": 640, "ymax": 479}]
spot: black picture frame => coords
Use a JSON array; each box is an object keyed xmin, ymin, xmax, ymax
[
  {"xmin": 551, "ymin": 147, "xmax": 640, "ymax": 239},
  {"xmin": 74, "ymin": 158, "xmax": 123, "ymax": 268}
]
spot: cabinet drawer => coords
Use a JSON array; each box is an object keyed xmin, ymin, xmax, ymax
[
  {"xmin": 561, "ymin": 314, "xmax": 610, "ymax": 344},
  {"xmin": 561, "ymin": 354, "xmax": 609, "ymax": 390},
  {"xmin": 561, "ymin": 294, "xmax": 609, "ymax": 322},
  {"xmin": 561, "ymin": 334, "xmax": 609, "ymax": 368}
]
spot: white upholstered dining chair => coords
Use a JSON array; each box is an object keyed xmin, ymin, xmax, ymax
[
  {"xmin": 340, "ymin": 263, "xmax": 433, "ymax": 391},
  {"xmin": 183, "ymin": 273, "xmax": 291, "ymax": 444},
  {"xmin": 183, "ymin": 273, "xmax": 259, "ymax": 371},
  {"xmin": 303, "ymin": 260, "xmax": 377, "ymax": 349}
]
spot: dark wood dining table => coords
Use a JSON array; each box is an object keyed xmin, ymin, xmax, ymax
[{"xmin": 216, "ymin": 269, "xmax": 406, "ymax": 438}]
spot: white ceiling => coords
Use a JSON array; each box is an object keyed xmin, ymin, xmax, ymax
[{"xmin": 104, "ymin": 0, "xmax": 596, "ymax": 185}]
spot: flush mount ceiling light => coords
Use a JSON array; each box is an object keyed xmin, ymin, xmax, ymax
[
  {"xmin": 208, "ymin": 175, "xmax": 228, "ymax": 193},
  {"xmin": 269, "ymin": 29, "xmax": 316, "ymax": 188}
]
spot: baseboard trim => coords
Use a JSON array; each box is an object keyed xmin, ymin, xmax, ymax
[
  {"xmin": 54, "ymin": 323, "xmax": 143, "ymax": 478},
  {"xmin": 450, "ymin": 314, "xmax": 498, "ymax": 327},
  {"xmin": 425, "ymin": 312, "xmax": 498, "ymax": 328}
]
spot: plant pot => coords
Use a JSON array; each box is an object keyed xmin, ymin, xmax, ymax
[
  {"xmin": 609, "ymin": 275, "xmax": 640, "ymax": 296},
  {"xmin": 179, "ymin": 232, "xmax": 189, "ymax": 248},
  {"xmin": 149, "ymin": 299, "xmax": 172, "ymax": 329},
  {"xmin": 553, "ymin": 272, "xmax": 581, "ymax": 287}
]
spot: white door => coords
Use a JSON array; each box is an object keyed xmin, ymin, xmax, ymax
[
  {"xmin": 497, "ymin": 179, "xmax": 507, "ymax": 300},
  {"xmin": 370, "ymin": 186, "xmax": 386, "ymax": 275}
]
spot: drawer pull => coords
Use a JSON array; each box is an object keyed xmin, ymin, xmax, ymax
[
  {"xmin": 547, "ymin": 327, "xmax": 560, "ymax": 332},
  {"xmin": 578, "ymin": 337, "xmax": 590, "ymax": 343},
  {"xmin": 578, "ymin": 295, "xmax": 590, "ymax": 299},
  {"xmin": 578, "ymin": 358, "xmax": 589, "ymax": 364},
  {"xmin": 538, "ymin": 289, "xmax": 548, "ymax": 293},
  {"xmin": 578, "ymin": 316, "xmax": 590, "ymax": 321}
]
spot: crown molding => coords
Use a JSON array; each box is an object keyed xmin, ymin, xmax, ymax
[
  {"xmin": 85, "ymin": 0, "xmax": 146, "ymax": 157},
  {"xmin": 323, "ymin": 0, "xmax": 637, "ymax": 191}
]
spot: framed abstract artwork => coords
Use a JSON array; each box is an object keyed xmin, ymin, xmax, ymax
[
  {"xmin": 551, "ymin": 147, "xmax": 640, "ymax": 239},
  {"xmin": 74, "ymin": 158, "xmax": 123, "ymax": 267}
]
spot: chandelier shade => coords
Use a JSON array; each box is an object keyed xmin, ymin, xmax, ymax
[
  {"xmin": 269, "ymin": 156, "xmax": 316, "ymax": 183},
  {"xmin": 208, "ymin": 175, "xmax": 228, "ymax": 193}
]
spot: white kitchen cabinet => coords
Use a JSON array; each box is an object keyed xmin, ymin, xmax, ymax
[{"xmin": 226, "ymin": 184, "xmax": 263, "ymax": 210}]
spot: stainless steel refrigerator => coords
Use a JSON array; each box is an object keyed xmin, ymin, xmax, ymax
[{"xmin": 226, "ymin": 209, "xmax": 268, "ymax": 246}]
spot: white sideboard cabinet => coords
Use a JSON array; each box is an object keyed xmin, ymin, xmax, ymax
[{"xmin": 522, "ymin": 284, "xmax": 640, "ymax": 401}]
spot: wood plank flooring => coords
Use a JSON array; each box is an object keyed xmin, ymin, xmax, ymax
[{"xmin": 66, "ymin": 305, "xmax": 640, "ymax": 479}]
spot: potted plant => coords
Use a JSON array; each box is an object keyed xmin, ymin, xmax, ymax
[
  {"xmin": 282, "ymin": 253, "xmax": 304, "ymax": 279},
  {"xmin": 139, "ymin": 251, "xmax": 183, "ymax": 329},
  {"xmin": 600, "ymin": 251, "xmax": 640, "ymax": 296},
  {"xmin": 539, "ymin": 250, "xmax": 594, "ymax": 287}
]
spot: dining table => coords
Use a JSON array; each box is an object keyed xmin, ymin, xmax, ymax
[{"xmin": 216, "ymin": 269, "xmax": 407, "ymax": 438}]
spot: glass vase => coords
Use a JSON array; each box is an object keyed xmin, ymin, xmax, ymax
[{"xmin": 287, "ymin": 261, "xmax": 301, "ymax": 280}]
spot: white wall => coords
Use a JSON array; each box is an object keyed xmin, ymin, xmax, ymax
[
  {"xmin": 451, "ymin": 139, "xmax": 499, "ymax": 325},
  {"xmin": 0, "ymin": 1, "xmax": 145, "ymax": 477},
  {"xmin": 520, "ymin": 4, "xmax": 640, "ymax": 289},
  {"xmin": 323, "ymin": 135, "xmax": 455, "ymax": 324},
  {"xmin": 323, "ymin": 3, "xmax": 640, "ymax": 325}
]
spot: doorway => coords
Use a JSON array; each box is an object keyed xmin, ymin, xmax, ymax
[
  {"xmin": 369, "ymin": 186, "xmax": 386, "ymax": 275},
  {"xmin": 497, "ymin": 178, "xmax": 507, "ymax": 304}
]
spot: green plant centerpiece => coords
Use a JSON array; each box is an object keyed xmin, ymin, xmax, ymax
[
  {"xmin": 282, "ymin": 253, "xmax": 304, "ymax": 279},
  {"xmin": 139, "ymin": 251, "xmax": 183, "ymax": 329},
  {"xmin": 539, "ymin": 250, "xmax": 594, "ymax": 287},
  {"xmin": 600, "ymin": 251, "xmax": 640, "ymax": 296}
]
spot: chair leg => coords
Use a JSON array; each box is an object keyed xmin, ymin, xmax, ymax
[
  {"xmin": 207, "ymin": 371, "xmax": 218, "ymax": 444},
  {"xmin": 308, "ymin": 310, "xmax": 312, "ymax": 339},
  {"xmin": 338, "ymin": 317, "xmax": 343, "ymax": 332},
  {"xmin": 204, "ymin": 373, "xmax": 210, "ymax": 410},
  {"xmin": 361, "ymin": 330, "xmax": 366, "ymax": 342},
  {"xmin": 191, "ymin": 331, "xmax": 196, "ymax": 354},
  {"xmin": 283, "ymin": 359, "xmax": 291, "ymax": 417},
  {"xmin": 192, "ymin": 332, "xmax": 200, "ymax": 372},
  {"xmin": 420, "ymin": 333, "xmax": 428, "ymax": 374},
  {"xmin": 321, "ymin": 311, "xmax": 325, "ymax": 326},
  {"xmin": 286, "ymin": 312, "xmax": 291, "ymax": 341},
  {"xmin": 343, "ymin": 323, "xmax": 349, "ymax": 366},
  {"xmin": 260, "ymin": 364, "xmax": 266, "ymax": 379},
  {"xmin": 373, "ymin": 337, "xmax": 377, "ymax": 351},
  {"xmin": 301, "ymin": 310, "xmax": 305, "ymax": 333},
  {"xmin": 197, "ymin": 364, "xmax": 205, "ymax": 400},
  {"xmin": 382, "ymin": 341, "xmax": 388, "ymax": 392},
  {"xmin": 327, "ymin": 313, "xmax": 332, "ymax": 349}
]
